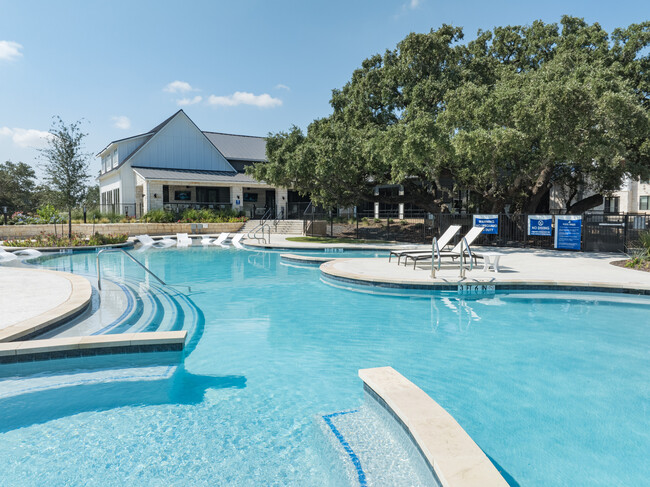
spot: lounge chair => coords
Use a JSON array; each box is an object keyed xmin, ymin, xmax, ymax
[
  {"xmin": 389, "ymin": 225, "xmax": 461, "ymax": 264},
  {"xmin": 201, "ymin": 235, "xmax": 214, "ymax": 246},
  {"xmin": 211, "ymin": 233, "xmax": 230, "ymax": 247},
  {"xmin": 0, "ymin": 248, "xmax": 18, "ymax": 263},
  {"xmin": 403, "ymin": 226, "xmax": 484, "ymax": 269},
  {"xmin": 231, "ymin": 234, "xmax": 245, "ymax": 249},
  {"xmin": 13, "ymin": 248, "xmax": 42, "ymax": 259},
  {"xmin": 136, "ymin": 234, "xmax": 175, "ymax": 249},
  {"xmin": 176, "ymin": 233, "xmax": 192, "ymax": 247}
]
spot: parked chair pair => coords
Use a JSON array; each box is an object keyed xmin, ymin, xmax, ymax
[
  {"xmin": 200, "ymin": 233, "xmax": 230, "ymax": 247},
  {"xmin": 176, "ymin": 233, "xmax": 192, "ymax": 247},
  {"xmin": 400, "ymin": 226, "xmax": 485, "ymax": 269},
  {"xmin": 389, "ymin": 225, "xmax": 462, "ymax": 264},
  {"xmin": 136, "ymin": 234, "xmax": 175, "ymax": 249},
  {"xmin": 0, "ymin": 247, "xmax": 41, "ymax": 263}
]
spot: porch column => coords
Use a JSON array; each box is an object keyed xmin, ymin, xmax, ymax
[
  {"xmin": 276, "ymin": 187, "xmax": 288, "ymax": 219},
  {"xmin": 374, "ymin": 187, "xmax": 380, "ymax": 219},
  {"xmin": 231, "ymin": 185, "xmax": 244, "ymax": 212},
  {"xmin": 398, "ymin": 185, "xmax": 405, "ymax": 220}
]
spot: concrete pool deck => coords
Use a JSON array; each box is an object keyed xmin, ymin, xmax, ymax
[{"xmin": 319, "ymin": 246, "xmax": 650, "ymax": 294}]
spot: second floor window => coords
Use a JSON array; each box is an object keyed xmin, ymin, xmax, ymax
[
  {"xmin": 604, "ymin": 196, "xmax": 619, "ymax": 214},
  {"xmin": 640, "ymin": 196, "xmax": 649, "ymax": 211}
]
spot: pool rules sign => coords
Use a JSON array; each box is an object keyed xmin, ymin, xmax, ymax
[{"xmin": 554, "ymin": 215, "xmax": 582, "ymax": 250}]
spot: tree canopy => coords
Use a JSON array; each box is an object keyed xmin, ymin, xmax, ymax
[{"xmin": 249, "ymin": 16, "xmax": 650, "ymax": 213}]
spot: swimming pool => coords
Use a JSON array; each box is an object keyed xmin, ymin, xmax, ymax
[{"xmin": 1, "ymin": 247, "xmax": 649, "ymax": 486}]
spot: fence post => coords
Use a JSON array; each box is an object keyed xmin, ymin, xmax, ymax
[
  {"xmin": 623, "ymin": 214, "xmax": 629, "ymax": 252},
  {"xmin": 356, "ymin": 215, "xmax": 359, "ymax": 240},
  {"xmin": 387, "ymin": 216, "xmax": 390, "ymax": 241}
]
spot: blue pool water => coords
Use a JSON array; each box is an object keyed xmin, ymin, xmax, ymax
[{"xmin": 1, "ymin": 247, "xmax": 649, "ymax": 486}]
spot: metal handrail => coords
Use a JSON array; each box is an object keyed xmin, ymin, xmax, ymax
[
  {"xmin": 430, "ymin": 237, "xmax": 441, "ymax": 278},
  {"xmin": 96, "ymin": 248, "xmax": 166, "ymax": 291},
  {"xmin": 458, "ymin": 237, "xmax": 473, "ymax": 278},
  {"xmin": 247, "ymin": 207, "xmax": 273, "ymax": 242}
]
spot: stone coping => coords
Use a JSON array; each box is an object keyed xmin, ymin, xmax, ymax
[
  {"xmin": 244, "ymin": 240, "xmax": 414, "ymax": 251},
  {"xmin": 0, "ymin": 331, "xmax": 187, "ymax": 363},
  {"xmin": 320, "ymin": 256, "xmax": 650, "ymax": 295},
  {"xmin": 359, "ymin": 367, "xmax": 508, "ymax": 487},
  {"xmin": 280, "ymin": 253, "xmax": 337, "ymax": 264},
  {"xmin": 0, "ymin": 269, "xmax": 93, "ymax": 342},
  {"xmin": 1, "ymin": 241, "xmax": 133, "ymax": 252}
]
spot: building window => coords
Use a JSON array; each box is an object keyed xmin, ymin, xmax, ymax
[
  {"xmin": 604, "ymin": 196, "xmax": 619, "ymax": 214},
  {"xmin": 113, "ymin": 149, "xmax": 118, "ymax": 168},
  {"xmin": 196, "ymin": 186, "xmax": 230, "ymax": 203},
  {"xmin": 163, "ymin": 185, "xmax": 169, "ymax": 203},
  {"xmin": 640, "ymin": 196, "xmax": 650, "ymax": 211}
]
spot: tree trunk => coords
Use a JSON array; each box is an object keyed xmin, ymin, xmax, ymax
[
  {"xmin": 524, "ymin": 164, "xmax": 554, "ymax": 213},
  {"xmin": 566, "ymin": 194, "xmax": 603, "ymax": 214},
  {"xmin": 68, "ymin": 208, "xmax": 72, "ymax": 238}
]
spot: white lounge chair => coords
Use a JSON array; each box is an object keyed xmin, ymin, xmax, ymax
[
  {"xmin": 0, "ymin": 248, "xmax": 18, "ymax": 263},
  {"xmin": 201, "ymin": 235, "xmax": 214, "ymax": 246},
  {"xmin": 389, "ymin": 225, "xmax": 461, "ymax": 264},
  {"xmin": 211, "ymin": 233, "xmax": 230, "ymax": 247},
  {"xmin": 176, "ymin": 233, "xmax": 192, "ymax": 247},
  {"xmin": 231, "ymin": 234, "xmax": 245, "ymax": 249},
  {"xmin": 13, "ymin": 248, "xmax": 42, "ymax": 259},
  {"xmin": 136, "ymin": 234, "xmax": 175, "ymax": 249},
  {"xmin": 403, "ymin": 226, "xmax": 485, "ymax": 269}
]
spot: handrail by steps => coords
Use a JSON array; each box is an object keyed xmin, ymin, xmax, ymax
[
  {"xmin": 247, "ymin": 207, "xmax": 273, "ymax": 243},
  {"xmin": 96, "ymin": 248, "xmax": 166, "ymax": 291},
  {"xmin": 458, "ymin": 237, "xmax": 474, "ymax": 278},
  {"xmin": 430, "ymin": 237, "xmax": 441, "ymax": 278}
]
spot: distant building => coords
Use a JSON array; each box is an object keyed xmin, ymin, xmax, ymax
[
  {"xmin": 550, "ymin": 177, "xmax": 650, "ymax": 214},
  {"xmin": 97, "ymin": 110, "xmax": 308, "ymax": 218}
]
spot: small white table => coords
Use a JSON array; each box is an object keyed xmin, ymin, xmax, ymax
[{"xmin": 478, "ymin": 252, "xmax": 503, "ymax": 272}]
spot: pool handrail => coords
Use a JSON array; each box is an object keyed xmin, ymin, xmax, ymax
[{"xmin": 96, "ymin": 248, "xmax": 166, "ymax": 291}]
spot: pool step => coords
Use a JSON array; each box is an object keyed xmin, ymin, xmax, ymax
[{"xmin": 36, "ymin": 276, "xmax": 202, "ymax": 348}]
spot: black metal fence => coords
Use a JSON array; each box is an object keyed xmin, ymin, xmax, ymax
[{"xmin": 302, "ymin": 210, "xmax": 650, "ymax": 252}]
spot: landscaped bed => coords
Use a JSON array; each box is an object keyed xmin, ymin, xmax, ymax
[{"xmin": 2, "ymin": 232, "xmax": 128, "ymax": 248}]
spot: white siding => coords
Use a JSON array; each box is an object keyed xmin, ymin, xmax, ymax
[
  {"xmin": 117, "ymin": 135, "xmax": 151, "ymax": 163},
  {"xmin": 128, "ymin": 112, "xmax": 234, "ymax": 171}
]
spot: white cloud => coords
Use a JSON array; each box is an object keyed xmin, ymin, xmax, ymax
[
  {"xmin": 111, "ymin": 116, "xmax": 131, "ymax": 130},
  {"xmin": 0, "ymin": 127, "xmax": 52, "ymax": 148},
  {"xmin": 409, "ymin": 0, "xmax": 421, "ymax": 8},
  {"xmin": 0, "ymin": 41, "xmax": 23, "ymax": 61},
  {"xmin": 274, "ymin": 84, "xmax": 291, "ymax": 91},
  {"xmin": 207, "ymin": 91, "xmax": 282, "ymax": 108},
  {"xmin": 163, "ymin": 80, "xmax": 196, "ymax": 93},
  {"xmin": 177, "ymin": 95, "xmax": 203, "ymax": 106}
]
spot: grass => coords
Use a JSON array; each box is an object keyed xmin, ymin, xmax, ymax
[{"xmin": 286, "ymin": 236, "xmax": 393, "ymax": 244}]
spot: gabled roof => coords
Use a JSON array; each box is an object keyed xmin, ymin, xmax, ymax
[{"xmin": 203, "ymin": 132, "xmax": 267, "ymax": 162}]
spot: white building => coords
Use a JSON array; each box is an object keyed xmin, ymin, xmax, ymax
[
  {"xmin": 97, "ymin": 110, "xmax": 307, "ymax": 218},
  {"xmin": 550, "ymin": 177, "xmax": 650, "ymax": 214}
]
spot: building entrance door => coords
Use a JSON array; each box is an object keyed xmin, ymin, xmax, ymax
[{"xmin": 265, "ymin": 190, "xmax": 276, "ymax": 217}]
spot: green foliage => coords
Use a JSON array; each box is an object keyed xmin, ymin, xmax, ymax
[
  {"xmin": 0, "ymin": 161, "xmax": 39, "ymax": 212},
  {"xmin": 250, "ymin": 17, "xmax": 650, "ymax": 214},
  {"xmin": 635, "ymin": 230, "xmax": 650, "ymax": 255},
  {"xmin": 142, "ymin": 209, "xmax": 176, "ymax": 223},
  {"xmin": 37, "ymin": 204, "xmax": 62, "ymax": 224},
  {"xmin": 178, "ymin": 208, "xmax": 246, "ymax": 223},
  {"xmin": 2, "ymin": 232, "xmax": 128, "ymax": 248},
  {"xmin": 40, "ymin": 117, "xmax": 91, "ymax": 237}
]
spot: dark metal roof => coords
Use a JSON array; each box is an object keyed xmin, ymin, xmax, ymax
[
  {"xmin": 132, "ymin": 166, "xmax": 263, "ymax": 184},
  {"xmin": 203, "ymin": 132, "xmax": 267, "ymax": 162}
]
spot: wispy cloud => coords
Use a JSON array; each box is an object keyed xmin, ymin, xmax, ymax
[
  {"xmin": 207, "ymin": 92, "xmax": 282, "ymax": 108},
  {"xmin": 0, "ymin": 127, "xmax": 52, "ymax": 148},
  {"xmin": 409, "ymin": 0, "xmax": 421, "ymax": 8},
  {"xmin": 177, "ymin": 95, "xmax": 203, "ymax": 106},
  {"xmin": 0, "ymin": 41, "xmax": 23, "ymax": 61},
  {"xmin": 111, "ymin": 116, "xmax": 131, "ymax": 130},
  {"xmin": 163, "ymin": 80, "xmax": 197, "ymax": 94},
  {"xmin": 274, "ymin": 84, "xmax": 291, "ymax": 91}
]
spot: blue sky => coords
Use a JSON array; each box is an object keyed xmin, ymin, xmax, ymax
[{"xmin": 1, "ymin": 0, "xmax": 648, "ymax": 179}]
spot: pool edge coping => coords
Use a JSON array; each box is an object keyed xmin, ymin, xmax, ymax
[
  {"xmin": 320, "ymin": 259, "xmax": 650, "ymax": 295},
  {"xmin": 0, "ymin": 269, "xmax": 93, "ymax": 342},
  {"xmin": 359, "ymin": 366, "xmax": 509, "ymax": 487}
]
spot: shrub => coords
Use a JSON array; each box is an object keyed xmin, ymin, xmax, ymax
[
  {"xmin": 2, "ymin": 232, "xmax": 128, "ymax": 247},
  {"xmin": 637, "ymin": 230, "xmax": 650, "ymax": 255},
  {"xmin": 143, "ymin": 209, "xmax": 175, "ymax": 223}
]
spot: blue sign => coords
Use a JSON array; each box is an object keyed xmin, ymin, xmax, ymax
[
  {"xmin": 236, "ymin": 199, "xmax": 241, "ymax": 205},
  {"xmin": 473, "ymin": 214, "xmax": 498, "ymax": 235},
  {"xmin": 555, "ymin": 216, "xmax": 582, "ymax": 250},
  {"xmin": 528, "ymin": 215, "xmax": 553, "ymax": 236}
]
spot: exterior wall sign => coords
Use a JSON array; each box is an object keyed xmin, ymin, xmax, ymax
[
  {"xmin": 554, "ymin": 215, "xmax": 582, "ymax": 250},
  {"xmin": 528, "ymin": 215, "xmax": 553, "ymax": 236},
  {"xmin": 473, "ymin": 214, "xmax": 499, "ymax": 235}
]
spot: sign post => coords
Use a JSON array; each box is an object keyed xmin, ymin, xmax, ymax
[{"xmin": 554, "ymin": 215, "xmax": 582, "ymax": 250}]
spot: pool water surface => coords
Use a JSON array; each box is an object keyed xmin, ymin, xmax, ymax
[{"xmin": 1, "ymin": 247, "xmax": 648, "ymax": 486}]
